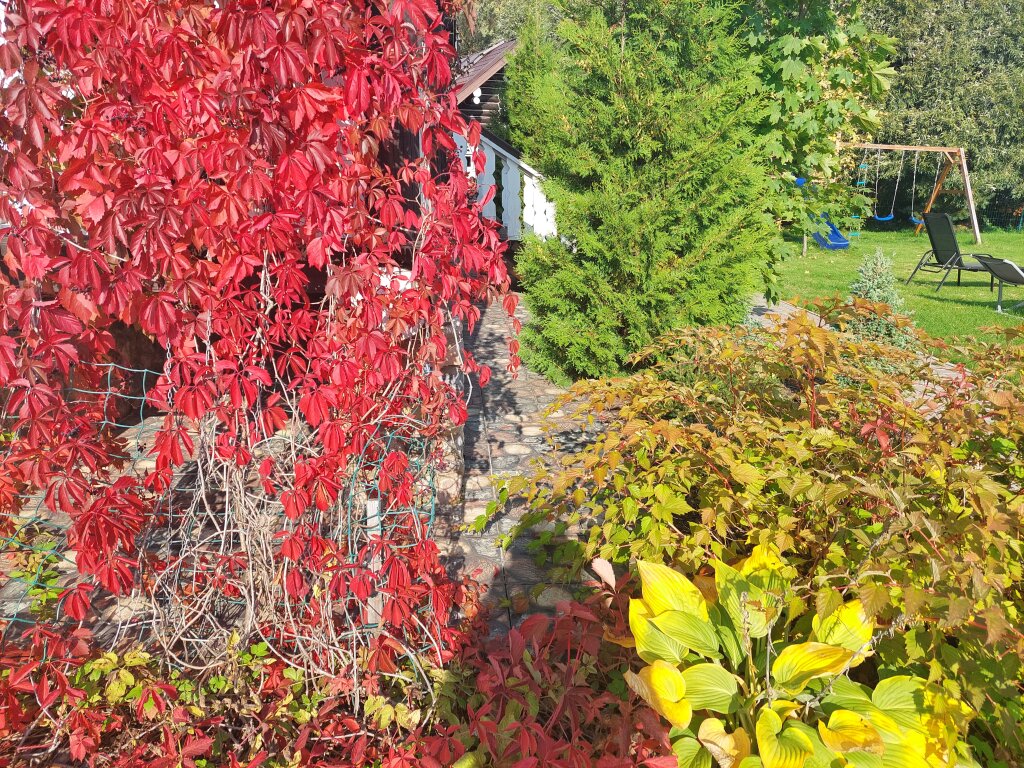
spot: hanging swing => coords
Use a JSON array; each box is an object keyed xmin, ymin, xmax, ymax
[
  {"xmin": 848, "ymin": 148, "xmax": 870, "ymax": 237},
  {"xmin": 872, "ymin": 149, "xmax": 904, "ymax": 222},
  {"xmin": 909, "ymin": 153, "xmax": 941, "ymax": 225}
]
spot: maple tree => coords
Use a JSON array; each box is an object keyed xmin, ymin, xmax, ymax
[{"xmin": 0, "ymin": 0, "xmax": 513, "ymax": 753}]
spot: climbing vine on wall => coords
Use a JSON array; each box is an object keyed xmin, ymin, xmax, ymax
[{"xmin": 0, "ymin": 0, "xmax": 513, "ymax": 755}]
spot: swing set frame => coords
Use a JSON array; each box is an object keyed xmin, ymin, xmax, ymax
[{"xmin": 840, "ymin": 142, "xmax": 982, "ymax": 244}]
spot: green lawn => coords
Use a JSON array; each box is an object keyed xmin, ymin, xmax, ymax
[{"xmin": 777, "ymin": 228, "xmax": 1024, "ymax": 343}]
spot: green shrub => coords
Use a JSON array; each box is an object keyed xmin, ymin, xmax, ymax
[
  {"xmin": 849, "ymin": 250, "xmax": 905, "ymax": 312},
  {"xmin": 503, "ymin": 301, "xmax": 1024, "ymax": 761},
  {"xmin": 844, "ymin": 249, "xmax": 918, "ymax": 351},
  {"xmin": 505, "ymin": 0, "xmax": 782, "ymax": 382}
]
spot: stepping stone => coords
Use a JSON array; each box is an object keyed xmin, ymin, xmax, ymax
[
  {"xmin": 464, "ymin": 475, "xmax": 494, "ymax": 493},
  {"xmin": 462, "ymin": 500, "xmax": 491, "ymax": 525},
  {"xmin": 535, "ymin": 586, "xmax": 572, "ymax": 609}
]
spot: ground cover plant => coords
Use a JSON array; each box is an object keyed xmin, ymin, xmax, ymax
[
  {"xmin": 504, "ymin": 301, "xmax": 1024, "ymax": 763},
  {"xmin": 626, "ymin": 552, "xmax": 976, "ymax": 767}
]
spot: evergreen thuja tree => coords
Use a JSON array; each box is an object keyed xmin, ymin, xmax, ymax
[{"xmin": 505, "ymin": 0, "xmax": 783, "ymax": 383}]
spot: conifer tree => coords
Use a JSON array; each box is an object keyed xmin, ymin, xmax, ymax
[{"xmin": 505, "ymin": 0, "xmax": 782, "ymax": 382}]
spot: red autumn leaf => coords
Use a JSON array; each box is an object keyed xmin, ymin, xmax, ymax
[
  {"xmin": 0, "ymin": 0, "xmax": 510, "ymax": 730},
  {"xmin": 285, "ymin": 569, "xmax": 309, "ymax": 598},
  {"xmin": 59, "ymin": 583, "xmax": 94, "ymax": 621}
]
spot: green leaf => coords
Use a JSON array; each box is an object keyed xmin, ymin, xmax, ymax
[
  {"xmin": 856, "ymin": 583, "xmax": 891, "ymax": 618},
  {"xmin": 870, "ymin": 676, "xmax": 926, "ymax": 733},
  {"xmin": 651, "ymin": 610, "xmax": 722, "ymax": 659},
  {"xmin": 713, "ymin": 560, "xmax": 772, "ymax": 639},
  {"xmin": 779, "ymin": 58, "xmax": 807, "ymax": 82},
  {"xmin": 778, "ymin": 35, "xmax": 805, "ymax": 56},
  {"xmin": 631, "ymin": 600, "xmax": 687, "ymax": 664},
  {"xmin": 713, "ymin": 607, "xmax": 746, "ymax": 669},
  {"xmin": 755, "ymin": 707, "xmax": 815, "ymax": 768},
  {"xmin": 681, "ymin": 663, "xmax": 739, "ymax": 713},
  {"xmin": 674, "ymin": 736, "xmax": 714, "ymax": 768},
  {"xmin": 822, "ymin": 678, "xmax": 900, "ymax": 735}
]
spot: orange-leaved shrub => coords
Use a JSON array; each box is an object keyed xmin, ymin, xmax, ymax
[{"xmin": 504, "ymin": 299, "xmax": 1024, "ymax": 763}]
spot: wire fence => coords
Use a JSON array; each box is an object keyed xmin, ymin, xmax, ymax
[{"xmin": 1, "ymin": 359, "xmax": 445, "ymax": 690}]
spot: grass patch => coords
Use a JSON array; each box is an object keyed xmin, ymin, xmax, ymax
[{"xmin": 778, "ymin": 227, "xmax": 1024, "ymax": 342}]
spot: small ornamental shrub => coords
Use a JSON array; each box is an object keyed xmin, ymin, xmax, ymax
[
  {"xmin": 504, "ymin": 301, "xmax": 1024, "ymax": 761},
  {"xmin": 846, "ymin": 249, "xmax": 917, "ymax": 350},
  {"xmin": 849, "ymin": 250, "xmax": 905, "ymax": 312},
  {"xmin": 624, "ymin": 550, "xmax": 977, "ymax": 768}
]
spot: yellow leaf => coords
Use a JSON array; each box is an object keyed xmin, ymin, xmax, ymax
[
  {"xmin": 771, "ymin": 642, "xmax": 855, "ymax": 695},
  {"xmin": 698, "ymin": 718, "xmax": 751, "ymax": 768},
  {"xmin": 811, "ymin": 600, "xmax": 874, "ymax": 665},
  {"xmin": 602, "ymin": 627, "xmax": 637, "ymax": 648},
  {"xmin": 732, "ymin": 463, "xmax": 764, "ymax": 489},
  {"xmin": 770, "ymin": 700, "xmax": 801, "ymax": 719},
  {"xmin": 637, "ymin": 561, "xmax": 709, "ymax": 619},
  {"xmin": 451, "ymin": 751, "xmax": 485, "ymax": 768},
  {"xmin": 626, "ymin": 661, "xmax": 693, "ymax": 728},
  {"xmin": 738, "ymin": 544, "xmax": 785, "ymax": 576},
  {"xmin": 817, "ymin": 709, "xmax": 884, "ymax": 754},
  {"xmin": 630, "ymin": 598, "xmax": 687, "ymax": 663},
  {"xmin": 756, "ymin": 707, "xmax": 815, "ymax": 768}
]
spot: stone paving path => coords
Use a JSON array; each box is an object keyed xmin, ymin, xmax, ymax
[
  {"xmin": 438, "ymin": 292, "xmax": 828, "ymax": 632},
  {"xmin": 748, "ymin": 293, "xmax": 823, "ymax": 328},
  {"xmin": 435, "ymin": 298, "xmax": 576, "ymax": 632}
]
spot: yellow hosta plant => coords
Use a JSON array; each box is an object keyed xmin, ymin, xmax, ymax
[{"xmin": 624, "ymin": 547, "xmax": 978, "ymax": 768}]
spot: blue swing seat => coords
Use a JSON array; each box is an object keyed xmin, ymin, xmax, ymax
[
  {"xmin": 909, "ymin": 214, "xmax": 924, "ymax": 225},
  {"xmin": 873, "ymin": 213, "xmax": 895, "ymax": 222}
]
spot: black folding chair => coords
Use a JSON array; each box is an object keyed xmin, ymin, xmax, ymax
[
  {"xmin": 906, "ymin": 212, "xmax": 992, "ymax": 291},
  {"xmin": 975, "ymin": 256, "xmax": 1024, "ymax": 313}
]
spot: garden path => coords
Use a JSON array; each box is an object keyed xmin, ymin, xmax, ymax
[
  {"xmin": 436, "ymin": 299, "xmax": 580, "ymax": 634},
  {"xmin": 748, "ymin": 293, "xmax": 823, "ymax": 328},
  {"xmin": 440, "ymin": 293, "xmax": 828, "ymax": 633}
]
